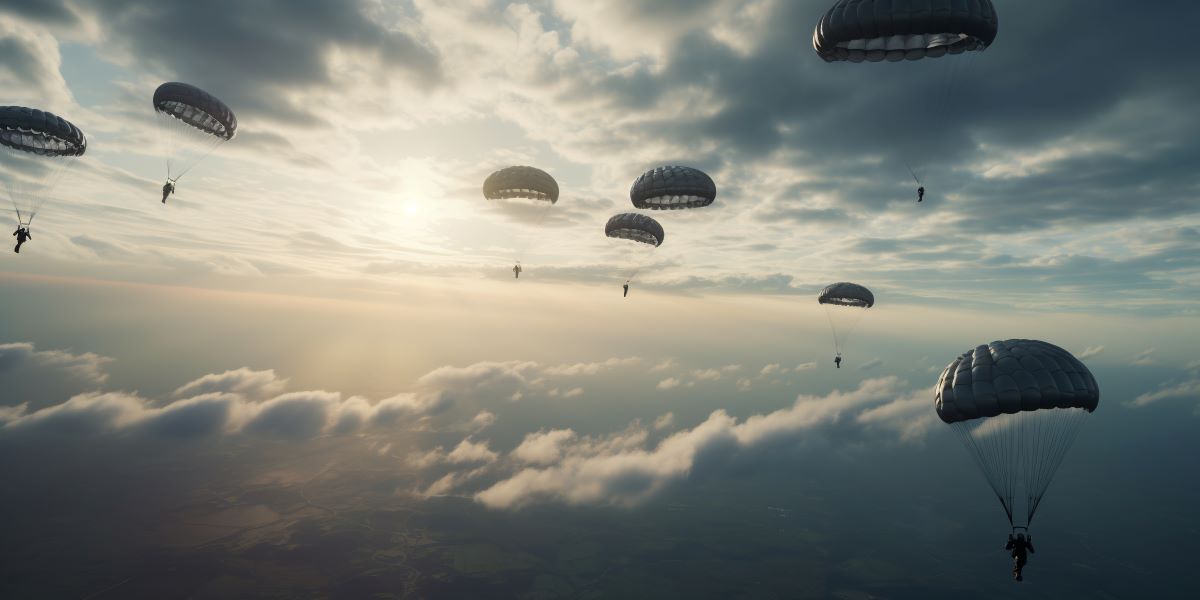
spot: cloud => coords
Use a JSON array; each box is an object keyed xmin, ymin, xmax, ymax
[
  {"xmin": 172, "ymin": 368, "xmax": 288, "ymax": 399},
  {"xmin": 512, "ymin": 429, "xmax": 578, "ymax": 466},
  {"xmin": 653, "ymin": 412, "xmax": 675, "ymax": 431},
  {"xmin": 411, "ymin": 438, "xmax": 499, "ymax": 469},
  {"xmin": 1129, "ymin": 380, "xmax": 1200, "ymax": 410},
  {"xmin": 649, "ymin": 359, "xmax": 678, "ymax": 373},
  {"xmin": 656, "ymin": 377, "xmax": 681, "ymax": 391},
  {"xmin": 858, "ymin": 358, "xmax": 883, "ymax": 371},
  {"xmin": 0, "ymin": 342, "xmax": 112, "ymax": 385},
  {"xmin": 543, "ymin": 357, "xmax": 640, "ymax": 376},
  {"xmin": 691, "ymin": 365, "xmax": 741, "ymax": 381},
  {"xmin": 1078, "ymin": 346, "xmax": 1106, "ymax": 359},
  {"xmin": 474, "ymin": 377, "xmax": 925, "ymax": 509},
  {"xmin": 1132, "ymin": 349, "xmax": 1156, "ymax": 366}
]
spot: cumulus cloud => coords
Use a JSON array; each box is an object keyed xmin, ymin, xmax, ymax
[
  {"xmin": 474, "ymin": 377, "xmax": 925, "ymax": 509},
  {"xmin": 411, "ymin": 438, "xmax": 499, "ymax": 469},
  {"xmin": 543, "ymin": 357, "xmax": 640, "ymax": 376},
  {"xmin": 0, "ymin": 342, "xmax": 112, "ymax": 385},
  {"xmin": 172, "ymin": 368, "xmax": 288, "ymax": 400},
  {"xmin": 691, "ymin": 365, "xmax": 741, "ymax": 381},
  {"xmin": 656, "ymin": 377, "xmax": 681, "ymax": 390},
  {"xmin": 512, "ymin": 429, "xmax": 578, "ymax": 466}
]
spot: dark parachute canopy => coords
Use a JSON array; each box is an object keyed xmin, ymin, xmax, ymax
[
  {"xmin": 630, "ymin": 165, "xmax": 715, "ymax": 210},
  {"xmin": 483, "ymin": 165, "xmax": 559, "ymax": 204},
  {"xmin": 817, "ymin": 282, "xmax": 874, "ymax": 308},
  {"xmin": 153, "ymin": 82, "xmax": 237, "ymax": 185},
  {"xmin": 0, "ymin": 106, "xmax": 87, "ymax": 157},
  {"xmin": 1, "ymin": 106, "xmax": 87, "ymax": 225},
  {"xmin": 605, "ymin": 213, "xmax": 665, "ymax": 247},
  {"xmin": 813, "ymin": 0, "xmax": 998, "ymax": 63},
  {"xmin": 935, "ymin": 339, "xmax": 1098, "ymax": 529},
  {"xmin": 153, "ymin": 82, "xmax": 237, "ymax": 141}
]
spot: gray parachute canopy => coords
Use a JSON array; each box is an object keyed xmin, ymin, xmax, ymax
[
  {"xmin": 605, "ymin": 213, "xmax": 665, "ymax": 247},
  {"xmin": 0, "ymin": 106, "xmax": 87, "ymax": 157},
  {"xmin": 630, "ymin": 165, "xmax": 716, "ymax": 210},
  {"xmin": 813, "ymin": 0, "xmax": 998, "ymax": 63},
  {"xmin": 817, "ymin": 282, "xmax": 874, "ymax": 308},
  {"xmin": 935, "ymin": 339, "xmax": 1098, "ymax": 528},
  {"xmin": 483, "ymin": 166, "xmax": 559, "ymax": 204},
  {"xmin": 935, "ymin": 339, "xmax": 1099, "ymax": 424},
  {"xmin": 153, "ymin": 82, "xmax": 237, "ymax": 141}
]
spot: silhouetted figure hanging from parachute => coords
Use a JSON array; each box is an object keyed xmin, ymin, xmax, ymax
[
  {"xmin": 1005, "ymin": 532, "xmax": 1035, "ymax": 582},
  {"xmin": 813, "ymin": 0, "xmax": 998, "ymax": 204},
  {"xmin": 935, "ymin": 339, "xmax": 1098, "ymax": 583},
  {"xmin": 153, "ymin": 82, "xmax": 237, "ymax": 204},
  {"xmin": 817, "ymin": 282, "xmax": 874, "ymax": 367},
  {"xmin": 605, "ymin": 213, "xmax": 664, "ymax": 301},
  {"xmin": 1, "ymin": 106, "xmax": 88, "ymax": 254},
  {"xmin": 12, "ymin": 225, "xmax": 31, "ymax": 253},
  {"xmin": 483, "ymin": 165, "xmax": 559, "ymax": 279}
]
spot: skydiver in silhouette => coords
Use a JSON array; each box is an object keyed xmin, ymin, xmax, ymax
[
  {"xmin": 12, "ymin": 225, "xmax": 31, "ymax": 253},
  {"xmin": 513, "ymin": 263, "xmax": 522, "ymax": 279},
  {"xmin": 623, "ymin": 282, "xmax": 629, "ymax": 298},
  {"xmin": 1006, "ymin": 533, "xmax": 1035, "ymax": 581},
  {"xmin": 162, "ymin": 180, "xmax": 175, "ymax": 204},
  {"xmin": 834, "ymin": 353, "xmax": 842, "ymax": 369},
  {"xmin": 917, "ymin": 186, "xmax": 925, "ymax": 203}
]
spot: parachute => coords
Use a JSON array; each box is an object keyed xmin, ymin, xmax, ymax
[
  {"xmin": 817, "ymin": 282, "xmax": 874, "ymax": 358},
  {"xmin": 0, "ymin": 106, "xmax": 87, "ymax": 226},
  {"xmin": 605, "ymin": 212, "xmax": 664, "ymax": 284},
  {"xmin": 483, "ymin": 165, "xmax": 559, "ymax": 204},
  {"xmin": 813, "ymin": 0, "xmax": 998, "ymax": 194},
  {"xmin": 483, "ymin": 166, "xmax": 560, "ymax": 274},
  {"xmin": 935, "ymin": 339, "xmax": 1099, "ymax": 529},
  {"xmin": 630, "ymin": 165, "xmax": 716, "ymax": 210},
  {"xmin": 813, "ymin": 0, "xmax": 998, "ymax": 63},
  {"xmin": 153, "ymin": 82, "xmax": 237, "ymax": 184}
]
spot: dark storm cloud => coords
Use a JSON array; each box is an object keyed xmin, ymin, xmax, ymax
[
  {"xmin": 0, "ymin": 0, "xmax": 78, "ymax": 26},
  {"xmin": 559, "ymin": 0, "xmax": 1200, "ymax": 231},
  {"xmin": 9, "ymin": 0, "xmax": 442, "ymax": 125},
  {"xmin": 0, "ymin": 34, "xmax": 44, "ymax": 84}
]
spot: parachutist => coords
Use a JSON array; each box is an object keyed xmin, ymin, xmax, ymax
[
  {"xmin": 162, "ymin": 180, "xmax": 175, "ymax": 204},
  {"xmin": 513, "ymin": 263, "xmax": 522, "ymax": 279},
  {"xmin": 834, "ymin": 354, "xmax": 841, "ymax": 369},
  {"xmin": 1005, "ymin": 533, "xmax": 1034, "ymax": 581},
  {"xmin": 917, "ymin": 186, "xmax": 925, "ymax": 203},
  {"xmin": 12, "ymin": 226, "xmax": 31, "ymax": 253},
  {"xmin": 623, "ymin": 282, "xmax": 629, "ymax": 298}
]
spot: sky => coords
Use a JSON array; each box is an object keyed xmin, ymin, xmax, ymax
[{"xmin": 1, "ymin": 1, "xmax": 1199, "ymax": 598}]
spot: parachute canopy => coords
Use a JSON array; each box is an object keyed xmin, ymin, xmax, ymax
[
  {"xmin": 813, "ymin": 0, "xmax": 998, "ymax": 63},
  {"xmin": 630, "ymin": 165, "xmax": 716, "ymax": 210},
  {"xmin": 936, "ymin": 339, "xmax": 1098, "ymax": 528},
  {"xmin": 153, "ymin": 82, "xmax": 237, "ymax": 141},
  {"xmin": 483, "ymin": 165, "xmax": 559, "ymax": 204},
  {"xmin": 935, "ymin": 339, "xmax": 1099, "ymax": 424},
  {"xmin": 0, "ymin": 106, "xmax": 87, "ymax": 157},
  {"xmin": 817, "ymin": 282, "xmax": 874, "ymax": 308},
  {"xmin": 605, "ymin": 213, "xmax": 664, "ymax": 247}
]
